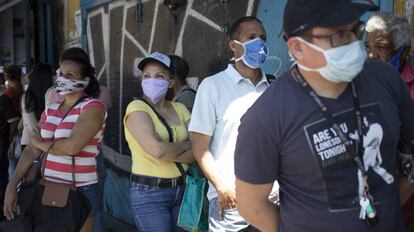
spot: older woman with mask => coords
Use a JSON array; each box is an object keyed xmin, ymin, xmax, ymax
[
  {"xmin": 365, "ymin": 12, "xmax": 414, "ymax": 100},
  {"xmin": 365, "ymin": 12, "xmax": 414, "ymax": 231},
  {"xmin": 124, "ymin": 52, "xmax": 194, "ymax": 231}
]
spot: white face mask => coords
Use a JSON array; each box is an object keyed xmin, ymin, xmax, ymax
[
  {"xmin": 295, "ymin": 37, "xmax": 366, "ymax": 83},
  {"xmin": 55, "ymin": 75, "xmax": 89, "ymax": 95}
]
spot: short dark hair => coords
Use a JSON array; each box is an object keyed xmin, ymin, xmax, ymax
[
  {"xmin": 229, "ymin": 16, "xmax": 263, "ymax": 40},
  {"xmin": 60, "ymin": 47, "xmax": 100, "ymax": 98},
  {"xmin": 4, "ymin": 65, "xmax": 21, "ymax": 82},
  {"xmin": 170, "ymin": 55, "xmax": 189, "ymax": 85}
]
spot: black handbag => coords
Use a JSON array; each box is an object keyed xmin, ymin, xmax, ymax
[{"xmin": 18, "ymin": 179, "xmax": 91, "ymax": 232}]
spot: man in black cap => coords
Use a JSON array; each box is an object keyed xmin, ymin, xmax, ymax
[{"xmin": 234, "ymin": 0, "xmax": 414, "ymax": 231}]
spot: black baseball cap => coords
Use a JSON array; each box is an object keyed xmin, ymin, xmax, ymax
[{"xmin": 282, "ymin": 0, "xmax": 378, "ymax": 40}]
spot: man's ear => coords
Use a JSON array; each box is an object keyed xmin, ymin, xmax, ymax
[
  {"xmin": 287, "ymin": 37, "xmax": 304, "ymax": 61},
  {"xmin": 229, "ymin": 40, "xmax": 238, "ymax": 53}
]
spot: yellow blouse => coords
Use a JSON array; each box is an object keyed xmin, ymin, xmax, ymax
[{"xmin": 124, "ymin": 100, "xmax": 190, "ymax": 178}]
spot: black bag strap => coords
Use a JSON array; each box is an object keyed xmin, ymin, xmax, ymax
[{"xmin": 141, "ymin": 99, "xmax": 186, "ymax": 175}]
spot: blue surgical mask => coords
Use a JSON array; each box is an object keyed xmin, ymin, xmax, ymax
[
  {"xmin": 388, "ymin": 46, "xmax": 405, "ymax": 71},
  {"xmin": 295, "ymin": 37, "xmax": 366, "ymax": 83},
  {"xmin": 234, "ymin": 38, "xmax": 269, "ymax": 69}
]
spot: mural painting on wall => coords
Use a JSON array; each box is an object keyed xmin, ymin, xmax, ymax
[{"xmin": 86, "ymin": 0, "xmax": 259, "ymax": 156}]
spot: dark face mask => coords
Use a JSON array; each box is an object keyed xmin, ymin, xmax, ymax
[{"xmin": 387, "ymin": 46, "xmax": 406, "ymax": 71}]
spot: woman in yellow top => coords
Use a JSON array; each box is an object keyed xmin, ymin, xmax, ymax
[{"xmin": 124, "ymin": 52, "xmax": 194, "ymax": 231}]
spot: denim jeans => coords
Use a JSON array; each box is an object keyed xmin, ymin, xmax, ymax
[
  {"xmin": 208, "ymin": 197, "xmax": 249, "ymax": 232},
  {"xmin": 95, "ymin": 151, "xmax": 106, "ymax": 228},
  {"xmin": 8, "ymin": 132, "xmax": 23, "ymax": 181},
  {"xmin": 8, "ymin": 155, "xmax": 17, "ymax": 181},
  {"xmin": 78, "ymin": 183, "xmax": 105, "ymax": 232},
  {"xmin": 129, "ymin": 182, "xmax": 185, "ymax": 232}
]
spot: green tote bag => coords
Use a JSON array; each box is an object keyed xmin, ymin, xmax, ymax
[{"xmin": 177, "ymin": 165, "xmax": 209, "ymax": 231}]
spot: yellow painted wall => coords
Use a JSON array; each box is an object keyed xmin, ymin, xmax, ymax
[
  {"xmin": 66, "ymin": 0, "xmax": 81, "ymax": 43},
  {"xmin": 394, "ymin": 0, "xmax": 414, "ymax": 50},
  {"xmin": 394, "ymin": 0, "xmax": 405, "ymax": 16}
]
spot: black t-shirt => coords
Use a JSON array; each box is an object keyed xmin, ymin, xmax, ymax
[
  {"xmin": 0, "ymin": 94, "xmax": 18, "ymax": 138},
  {"xmin": 235, "ymin": 60, "xmax": 414, "ymax": 232}
]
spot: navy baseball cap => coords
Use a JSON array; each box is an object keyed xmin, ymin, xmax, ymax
[{"xmin": 282, "ymin": 0, "xmax": 378, "ymax": 40}]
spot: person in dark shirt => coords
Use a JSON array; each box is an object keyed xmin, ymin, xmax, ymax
[
  {"xmin": 0, "ymin": 94, "xmax": 19, "ymax": 221},
  {"xmin": 3, "ymin": 65, "xmax": 23, "ymax": 113},
  {"xmin": 170, "ymin": 55, "xmax": 196, "ymax": 112},
  {"xmin": 234, "ymin": 1, "xmax": 414, "ymax": 231}
]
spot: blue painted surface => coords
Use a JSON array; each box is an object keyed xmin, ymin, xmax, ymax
[
  {"xmin": 81, "ymin": 0, "xmax": 111, "ymax": 10},
  {"xmin": 361, "ymin": 0, "xmax": 394, "ymax": 22},
  {"xmin": 256, "ymin": 0, "xmax": 290, "ymax": 76},
  {"xmin": 378, "ymin": 0, "xmax": 394, "ymax": 12}
]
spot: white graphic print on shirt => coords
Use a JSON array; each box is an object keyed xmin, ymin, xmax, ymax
[
  {"xmin": 304, "ymin": 103, "xmax": 395, "ymax": 212},
  {"xmin": 349, "ymin": 114, "xmax": 395, "ymax": 199}
]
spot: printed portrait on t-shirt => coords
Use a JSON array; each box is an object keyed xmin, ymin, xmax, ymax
[
  {"xmin": 304, "ymin": 103, "xmax": 396, "ymax": 212},
  {"xmin": 349, "ymin": 113, "xmax": 395, "ymax": 198}
]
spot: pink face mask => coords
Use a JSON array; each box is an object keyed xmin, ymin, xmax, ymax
[{"xmin": 141, "ymin": 78, "xmax": 169, "ymax": 104}]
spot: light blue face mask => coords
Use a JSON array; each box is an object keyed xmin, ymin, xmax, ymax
[
  {"xmin": 388, "ymin": 46, "xmax": 406, "ymax": 71},
  {"xmin": 295, "ymin": 37, "xmax": 366, "ymax": 83},
  {"xmin": 234, "ymin": 38, "xmax": 269, "ymax": 69}
]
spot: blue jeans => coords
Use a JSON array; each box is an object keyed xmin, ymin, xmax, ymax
[
  {"xmin": 9, "ymin": 132, "xmax": 22, "ymax": 181},
  {"xmin": 7, "ymin": 155, "xmax": 17, "ymax": 181},
  {"xmin": 129, "ymin": 182, "xmax": 185, "ymax": 232},
  {"xmin": 78, "ymin": 183, "xmax": 105, "ymax": 232},
  {"xmin": 208, "ymin": 197, "xmax": 249, "ymax": 232},
  {"xmin": 95, "ymin": 152, "xmax": 106, "ymax": 227}
]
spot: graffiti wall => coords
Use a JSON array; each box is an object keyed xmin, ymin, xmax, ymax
[
  {"xmin": 86, "ymin": 0, "xmax": 268, "ymax": 159},
  {"xmin": 84, "ymin": 1, "xmax": 290, "ymax": 225},
  {"xmin": 86, "ymin": 0, "xmax": 394, "ymax": 167}
]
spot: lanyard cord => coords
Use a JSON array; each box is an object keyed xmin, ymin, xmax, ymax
[{"xmin": 290, "ymin": 67, "xmax": 367, "ymax": 177}]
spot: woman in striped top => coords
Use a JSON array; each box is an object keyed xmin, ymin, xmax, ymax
[{"xmin": 4, "ymin": 47, "xmax": 106, "ymax": 232}]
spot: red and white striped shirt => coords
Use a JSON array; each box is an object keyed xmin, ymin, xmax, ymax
[{"xmin": 41, "ymin": 97, "xmax": 106, "ymax": 187}]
